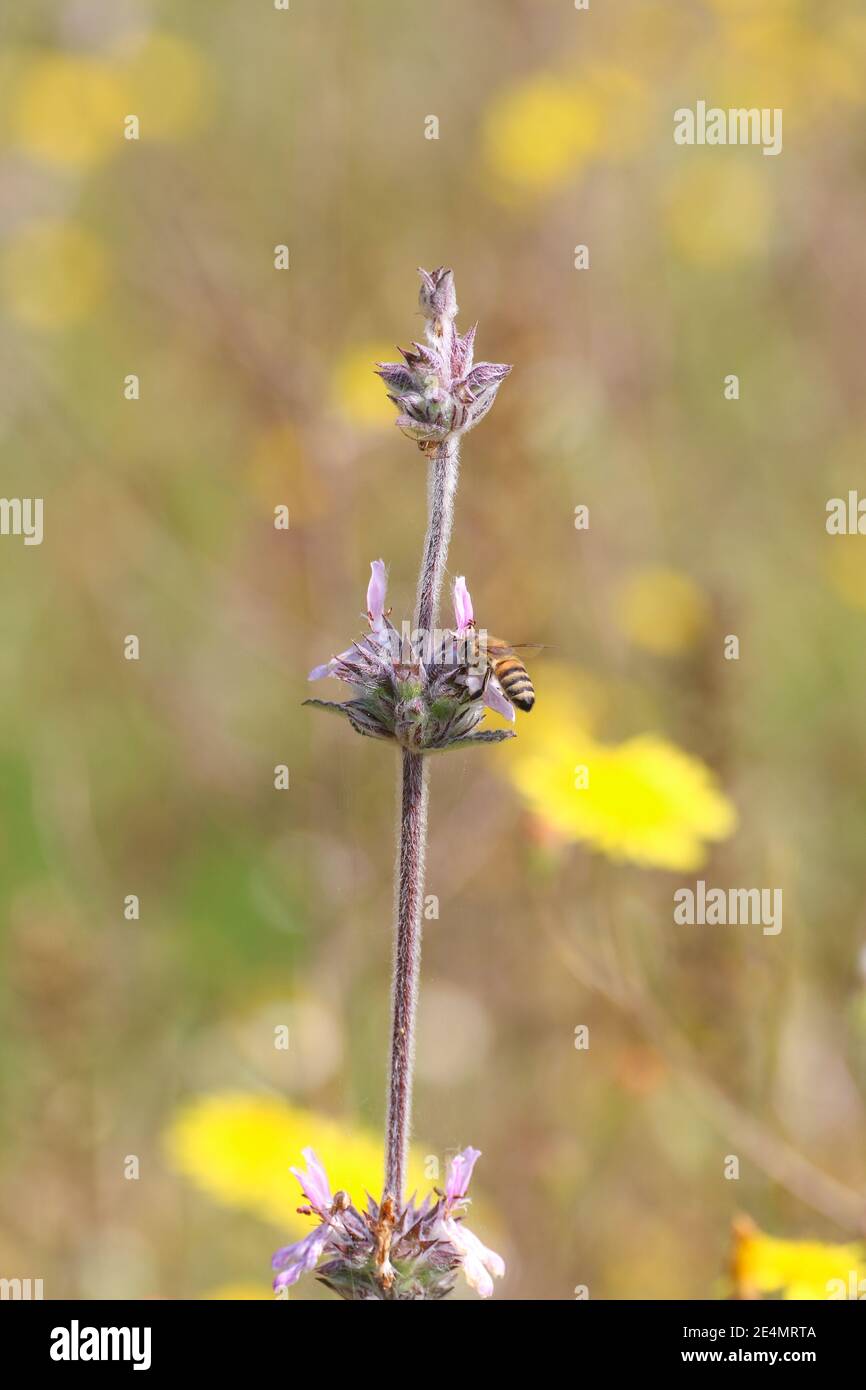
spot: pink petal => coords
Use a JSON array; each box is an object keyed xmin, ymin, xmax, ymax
[
  {"xmin": 290, "ymin": 1148, "xmax": 332, "ymax": 1211},
  {"xmin": 445, "ymin": 1146, "xmax": 482, "ymax": 1202},
  {"xmin": 453, "ymin": 576, "xmax": 474, "ymax": 634},
  {"xmin": 442, "ymin": 1218, "xmax": 505, "ymax": 1298},
  {"xmin": 272, "ymin": 1226, "xmax": 329, "ymax": 1288},
  {"xmin": 367, "ymin": 560, "xmax": 388, "ymax": 637},
  {"xmin": 308, "ymin": 659, "xmax": 336, "ymax": 681},
  {"xmin": 484, "ymin": 678, "xmax": 516, "ymax": 722},
  {"xmin": 464, "ymin": 1255, "xmax": 494, "ymax": 1297},
  {"xmin": 308, "ymin": 647, "xmax": 355, "ymax": 681}
]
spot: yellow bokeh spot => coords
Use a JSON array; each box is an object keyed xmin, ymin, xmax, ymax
[
  {"xmin": 502, "ymin": 667, "xmax": 736, "ymax": 871},
  {"xmin": 331, "ymin": 342, "xmax": 395, "ymax": 427},
  {"xmin": 248, "ymin": 422, "xmax": 329, "ymax": 523},
  {"xmin": 11, "ymin": 53, "xmax": 126, "ymax": 169},
  {"xmin": 825, "ymin": 539, "xmax": 866, "ymax": 611},
  {"xmin": 616, "ymin": 568, "xmax": 710, "ymax": 655},
  {"xmin": 702, "ymin": 10, "xmax": 866, "ymax": 129},
  {"xmin": 118, "ymin": 32, "xmax": 214, "ymax": 141},
  {"xmin": 481, "ymin": 73, "xmax": 602, "ymax": 196},
  {"xmin": 732, "ymin": 1217, "xmax": 866, "ymax": 1300},
  {"xmin": 1, "ymin": 220, "xmax": 107, "ymax": 328},
  {"xmin": 665, "ymin": 162, "xmax": 772, "ymax": 267},
  {"xmin": 204, "ymin": 1283, "xmax": 275, "ymax": 1301},
  {"xmin": 165, "ymin": 1092, "xmax": 430, "ymax": 1235},
  {"xmin": 9, "ymin": 33, "xmax": 213, "ymax": 168},
  {"xmin": 706, "ymin": 0, "xmax": 798, "ymax": 16}
]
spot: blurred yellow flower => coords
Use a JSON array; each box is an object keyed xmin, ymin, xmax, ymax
[
  {"xmin": 616, "ymin": 568, "xmax": 710, "ymax": 655},
  {"xmin": 481, "ymin": 74, "xmax": 602, "ymax": 196},
  {"xmin": 710, "ymin": 12, "xmax": 866, "ymax": 125},
  {"xmin": 166, "ymin": 1092, "xmax": 429, "ymax": 1235},
  {"xmin": 11, "ymin": 53, "xmax": 125, "ymax": 169},
  {"xmin": 1, "ymin": 220, "xmax": 107, "ymax": 328},
  {"xmin": 331, "ymin": 342, "xmax": 395, "ymax": 427},
  {"xmin": 706, "ymin": 0, "xmax": 796, "ymax": 12},
  {"xmin": 503, "ymin": 667, "xmax": 736, "ymax": 871},
  {"xmin": 664, "ymin": 163, "xmax": 771, "ymax": 267},
  {"xmin": 204, "ymin": 1283, "xmax": 274, "ymax": 1300},
  {"xmin": 247, "ymin": 422, "xmax": 329, "ymax": 523},
  {"xmin": 826, "ymin": 540, "xmax": 866, "ymax": 612},
  {"xmin": 9, "ymin": 34, "xmax": 213, "ymax": 169},
  {"xmin": 119, "ymin": 32, "xmax": 215, "ymax": 141},
  {"xmin": 732, "ymin": 1216, "xmax": 866, "ymax": 1300}
]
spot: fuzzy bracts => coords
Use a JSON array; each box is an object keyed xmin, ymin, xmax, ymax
[
  {"xmin": 306, "ymin": 563, "xmax": 515, "ymax": 752},
  {"xmin": 376, "ymin": 267, "xmax": 510, "ymax": 454},
  {"xmin": 273, "ymin": 1148, "xmax": 504, "ymax": 1301}
]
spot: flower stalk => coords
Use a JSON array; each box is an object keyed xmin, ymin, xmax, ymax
[
  {"xmin": 385, "ymin": 273, "xmax": 468, "ymax": 1204},
  {"xmin": 386, "ymin": 735, "xmax": 429, "ymax": 1202},
  {"xmin": 292, "ymin": 267, "xmax": 512, "ymax": 1298},
  {"xmin": 415, "ymin": 437, "xmax": 459, "ymax": 636}
]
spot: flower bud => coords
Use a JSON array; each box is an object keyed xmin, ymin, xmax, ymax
[
  {"xmin": 418, "ymin": 265, "xmax": 457, "ymax": 322},
  {"xmin": 377, "ymin": 269, "xmax": 511, "ymax": 454}
]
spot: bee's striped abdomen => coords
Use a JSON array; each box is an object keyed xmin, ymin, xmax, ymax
[{"xmin": 494, "ymin": 656, "xmax": 535, "ymax": 712}]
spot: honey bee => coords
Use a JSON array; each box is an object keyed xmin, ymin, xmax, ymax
[{"xmin": 466, "ymin": 629, "xmax": 537, "ymax": 712}]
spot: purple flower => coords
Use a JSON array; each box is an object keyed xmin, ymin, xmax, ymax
[
  {"xmin": 272, "ymin": 1150, "xmax": 335, "ymax": 1291},
  {"xmin": 445, "ymin": 1145, "xmax": 482, "ymax": 1202},
  {"xmin": 307, "ymin": 561, "xmax": 514, "ymax": 750},
  {"xmin": 272, "ymin": 1224, "xmax": 330, "ymax": 1290},
  {"xmin": 366, "ymin": 559, "xmax": 388, "ymax": 640},
  {"xmin": 440, "ymin": 1218, "xmax": 506, "ymax": 1298},
  {"xmin": 481, "ymin": 678, "xmax": 516, "ymax": 723},
  {"xmin": 454, "ymin": 579, "xmax": 517, "ymax": 724},
  {"xmin": 289, "ymin": 1147, "xmax": 332, "ymax": 1213},
  {"xmin": 271, "ymin": 1143, "xmax": 504, "ymax": 1299},
  {"xmin": 453, "ymin": 576, "xmax": 474, "ymax": 636},
  {"xmin": 308, "ymin": 561, "xmax": 389, "ymax": 681},
  {"xmin": 305, "ymin": 564, "xmax": 519, "ymax": 750},
  {"xmin": 438, "ymin": 1146, "xmax": 505, "ymax": 1299}
]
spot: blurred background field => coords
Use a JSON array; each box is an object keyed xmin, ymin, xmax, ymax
[{"xmin": 1, "ymin": 0, "xmax": 866, "ymax": 1300}]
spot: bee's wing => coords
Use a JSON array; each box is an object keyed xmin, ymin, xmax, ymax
[
  {"xmin": 480, "ymin": 634, "xmax": 512, "ymax": 658},
  {"xmin": 478, "ymin": 635, "xmax": 550, "ymax": 657}
]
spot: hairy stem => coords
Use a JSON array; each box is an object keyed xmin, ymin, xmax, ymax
[
  {"xmin": 385, "ymin": 438, "xmax": 460, "ymax": 1201},
  {"xmin": 385, "ymin": 748, "xmax": 428, "ymax": 1200},
  {"xmin": 415, "ymin": 439, "xmax": 460, "ymax": 636}
]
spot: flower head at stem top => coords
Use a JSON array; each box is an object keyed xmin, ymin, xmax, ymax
[{"xmin": 376, "ymin": 267, "xmax": 511, "ymax": 454}]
